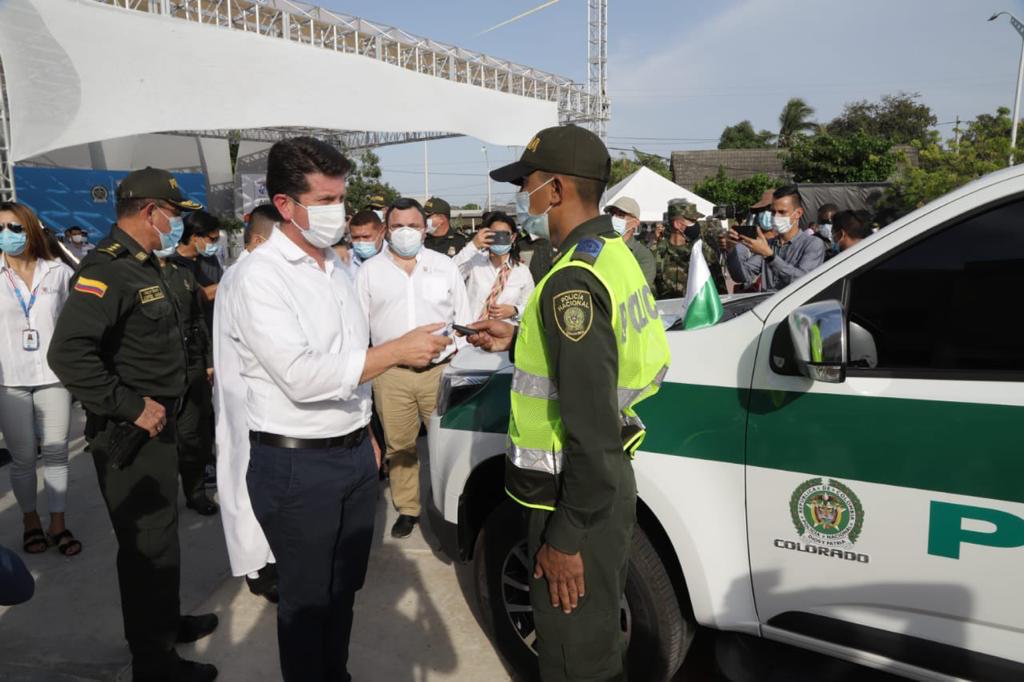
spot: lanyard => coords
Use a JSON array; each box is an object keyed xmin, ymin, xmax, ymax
[{"xmin": 4, "ymin": 268, "xmax": 39, "ymax": 324}]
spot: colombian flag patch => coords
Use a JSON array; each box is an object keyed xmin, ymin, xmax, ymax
[{"xmin": 74, "ymin": 277, "xmax": 108, "ymax": 298}]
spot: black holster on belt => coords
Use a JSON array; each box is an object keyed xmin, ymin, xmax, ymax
[{"xmin": 85, "ymin": 410, "xmax": 149, "ymax": 470}]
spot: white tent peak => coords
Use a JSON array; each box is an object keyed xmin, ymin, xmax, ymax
[{"xmin": 602, "ymin": 166, "xmax": 714, "ymax": 222}]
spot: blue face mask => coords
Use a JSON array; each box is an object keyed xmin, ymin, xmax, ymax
[
  {"xmin": 352, "ymin": 240, "xmax": 380, "ymax": 260},
  {"xmin": 514, "ymin": 177, "xmax": 554, "ymax": 240},
  {"xmin": 0, "ymin": 229, "xmax": 27, "ymax": 256},
  {"xmin": 757, "ymin": 210, "xmax": 773, "ymax": 231},
  {"xmin": 155, "ymin": 209, "xmax": 185, "ymax": 252},
  {"xmin": 201, "ymin": 240, "xmax": 221, "ymax": 258},
  {"xmin": 489, "ymin": 243, "xmax": 512, "ymax": 256}
]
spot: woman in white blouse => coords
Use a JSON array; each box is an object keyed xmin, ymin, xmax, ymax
[
  {"xmin": 0, "ymin": 202, "xmax": 78, "ymax": 556},
  {"xmin": 459, "ymin": 211, "xmax": 535, "ymax": 323}
]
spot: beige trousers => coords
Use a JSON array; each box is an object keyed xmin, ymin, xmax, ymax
[{"xmin": 372, "ymin": 363, "xmax": 445, "ymax": 516}]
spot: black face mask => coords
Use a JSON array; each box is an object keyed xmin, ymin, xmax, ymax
[{"xmin": 683, "ymin": 223, "xmax": 701, "ymax": 242}]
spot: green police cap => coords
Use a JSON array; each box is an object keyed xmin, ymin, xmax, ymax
[
  {"xmin": 365, "ymin": 195, "xmax": 388, "ymax": 210},
  {"xmin": 115, "ymin": 167, "xmax": 203, "ymax": 211},
  {"xmin": 490, "ymin": 124, "xmax": 611, "ymax": 184},
  {"xmin": 424, "ymin": 197, "xmax": 451, "ymax": 217},
  {"xmin": 665, "ymin": 199, "xmax": 703, "ymax": 222}
]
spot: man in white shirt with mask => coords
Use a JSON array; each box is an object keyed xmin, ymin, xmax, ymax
[
  {"xmin": 230, "ymin": 139, "xmax": 450, "ymax": 682},
  {"xmin": 63, "ymin": 226, "xmax": 94, "ymax": 262},
  {"xmin": 356, "ymin": 197, "xmax": 473, "ymax": 539},
  {"xmin": 213, "ymin": 203, "xmax": 278, "ymax": 603}
]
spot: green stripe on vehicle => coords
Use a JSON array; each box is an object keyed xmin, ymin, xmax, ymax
[{"xmin": 441, "ymin": 376, "xmax": 1023, "ymax": 504}]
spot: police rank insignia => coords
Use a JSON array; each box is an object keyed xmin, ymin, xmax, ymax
[{"xmin": 553, "ymin": 289, "xmax": 593, "ymax": 342}]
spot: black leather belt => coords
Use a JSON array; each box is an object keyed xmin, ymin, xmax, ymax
[
  {"xmin": 249, "ymin": 427, "xmax": 367, "ymax": 450},
  {"xmin": 398, "ymin": 356, "xmax": 452, "ymax": 373}
]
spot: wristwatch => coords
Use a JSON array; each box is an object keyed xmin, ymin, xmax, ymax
[{"xmin": 764, "ymin": 254, "xmax": 775, "ymax": 264}]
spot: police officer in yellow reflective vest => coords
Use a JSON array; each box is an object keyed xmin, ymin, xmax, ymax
[{"xmin": 465, "ymin": 125, "xmax": 670, "ymax": 682}]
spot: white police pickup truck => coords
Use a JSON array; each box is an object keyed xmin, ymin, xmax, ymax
[{"xmin": 426, "ymin": 165, "xmax": 1024, "ymax": 682}]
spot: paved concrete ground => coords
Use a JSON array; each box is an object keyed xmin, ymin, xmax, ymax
[{"xmin": 0, "ymin": 406, "xmax": 514, "ymax": 681}]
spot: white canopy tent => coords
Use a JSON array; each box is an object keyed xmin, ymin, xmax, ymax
[
  {"xmin": 0, "ymin": 0, "xmax": 558, "ymax": 164},
  {"xmin": 602, "ymin": 166, "xmax": 714, "ymax": 222}
]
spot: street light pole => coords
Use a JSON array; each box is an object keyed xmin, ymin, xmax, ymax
[
  {"xmin": 481, "ymin": 146, "xmax": 492, "ymax": 210},
  {"xmin": 989, "ymin": 11, "xmax": 1024, "ymax": 164}
]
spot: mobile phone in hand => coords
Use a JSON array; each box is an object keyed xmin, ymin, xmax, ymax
[
  {"xmin": 490, "ymin": 231, "xmax": 512, "ymax": 246},
  {"xmin": 736, "ymin": 223, "xmax": 759, "ymax": 239},
  {"xmin": 452, "ymin": 324, "xmax": 479, "ymax": 336}
]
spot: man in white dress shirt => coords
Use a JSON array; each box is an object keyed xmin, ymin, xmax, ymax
[
  {"xmin": 230, "ymin": 139, "xmax": 450, "ymax": 682},
  {"xmin": 212, "ymin": 204, "xmax": 277, "ymax": 603},
  {"xmin": 356, "ymin": 197, "xmax": 473, "ymax": 539}
]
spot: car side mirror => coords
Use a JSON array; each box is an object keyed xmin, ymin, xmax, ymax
[{"xmin": 787, "ymin": 300, "xmax": 847, "ymax": 383}]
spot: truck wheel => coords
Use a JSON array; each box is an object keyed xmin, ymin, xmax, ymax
[{"xmin": 475, "ymin": 499, "xmax": 695, "ymax": 682}]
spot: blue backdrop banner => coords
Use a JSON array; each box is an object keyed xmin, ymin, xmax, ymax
[{"xmin": 12, "ymin": 166, "xmax": 208, "ymax": 244}]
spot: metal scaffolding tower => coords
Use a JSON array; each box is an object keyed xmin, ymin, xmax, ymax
[
  {"xmin": 587, "ymin": 0, "xmax": 610, "ymax": 140},
  {"xmin": 0, "ymin": 55, "xmax": 15, "ymax": 202}
]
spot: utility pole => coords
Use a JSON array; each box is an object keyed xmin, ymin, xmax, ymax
[
  {"xmin": 953, "ymin": 115, "xmax": 961, "ymax": 151},
  {"xmin": 0, "ymin": 55, "xmax": 15, "ymax": 202},
  {"xmin": 481, "ymin": 146, "xmax": 492, "ymax": 210},
  {"xmin": 989, "ymin": 12, "xmax": 1024, "ymax": 164}
]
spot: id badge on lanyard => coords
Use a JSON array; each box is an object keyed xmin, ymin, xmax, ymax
[{"xmin": 4, "ymin": 269, "xmax": 40, "ymax": 351}]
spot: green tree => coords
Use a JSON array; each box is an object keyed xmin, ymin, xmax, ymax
[
  {"xmin": 885, "ymin": 106, "xmax": 1024, "ymax": 214},
  {"xmin": 826, "ymin": 92, "xmax": 938, "ymax": 146},
  {"xmin": 693, "ymin": 167, "xmax": 783, "ymax": 209},
  {"xmin": 344, "ymin": 149, "xmax": 400, "ymax": 211},
  {"xmin": 783, "ymin": 131, "xmax": 903, "ymax": 183},
  {"xmin": 461, "ymin": 203, "xmax": 481, "ymax": 210},
  {"xmin": 718, "ymin": 120, "xmax": 776, "ymax": 149},
  {"xmin": 777, "ymin": 97, "xmax": 817, "ymax": 148},
  {"xmin": 609, "ymin": 148, "xmax": 673, "ymax": 186}
]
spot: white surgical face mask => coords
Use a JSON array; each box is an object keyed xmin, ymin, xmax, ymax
[
  {"xmin": 514, "ymin": 177, "xmax": 554, "ymax": 240},
  {"xmin": 389, "ymin": 226, "xmax": 424, "ymax": 258},
  {"xmin": 818, "ymin": 222, "xmax": 832, "ymax": 242},
  {"xmin": 427, "ymin": 216, "xmax": 440, "ymax": 235},
  {"xmin": 611, "ymin": 215, "xmax": 627, "ymax": 236},
  {"xmin": 772, "ymin": 214, "xmax": 793, "ymax": 234},
  {"xmin": 292, "ymin": 199, "xmax": 346, "ymax": 249},
  {"xmin": 70, "ymin": 234, "xmax": 85, "ymax": 244}
]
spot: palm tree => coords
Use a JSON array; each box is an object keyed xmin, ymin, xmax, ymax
[{"xmin": 777, "ymin": 97, "xmax": 817, "ymax": 147}]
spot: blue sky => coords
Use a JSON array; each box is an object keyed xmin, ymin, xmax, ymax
[{"xmin": 321, "ymin": 0, "xmax": 1024, "ymax": 206}]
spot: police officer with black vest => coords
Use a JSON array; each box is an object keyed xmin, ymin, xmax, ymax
[
  {"xmin": 48, "ymin": 168, "xmax": 219, "ymax": 682},
  {"xmin": 465, "ymin": 126, "xmax": 671, "ymax": 682}
]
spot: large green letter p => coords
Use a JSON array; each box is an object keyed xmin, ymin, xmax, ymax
[{"xmin": 928, "ymin": 501, "xmax": 1024, "ymax": 560}]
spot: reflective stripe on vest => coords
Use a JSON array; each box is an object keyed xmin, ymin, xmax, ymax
[{"xmin": 511, "ymin": 362, "xmax": 668, "ymax": 411}]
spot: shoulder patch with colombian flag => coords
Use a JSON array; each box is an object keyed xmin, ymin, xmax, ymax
[
  {"xmin": 74, "ymin": 277, "xmax": 108, "ymax": 299},
  {"xmin": 552, "ymin": 289, "xmax": 593, "ymax": 342}
]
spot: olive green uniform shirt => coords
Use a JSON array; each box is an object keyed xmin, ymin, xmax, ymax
[
  {"xmin": 161, "ymin": 260, "xmax": 212, "ymax": 372},
  {"xmin": 424, "ymin": 230, "xmax": 468, "ymax": 258},
  {"xmin": 627, "ymin": 236, "xmax": 656, "ymax": 288},
  {"xmin": 47, "ymin": 227, "xmax": 188, "ymax": 423}
]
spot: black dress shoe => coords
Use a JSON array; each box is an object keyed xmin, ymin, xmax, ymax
[
  {"xmin": 186, "ymin": 493, "xmax": 219, "ymax": 516},
  {"xmin": 245, "ymin": 564, "xmax": 279, "ymax": 604},
  {"xmin": 133, "ymin": 658, "xmax": 218, "ymax": 682},
  {"xmin": 390, "ymin": 514, "xmax": 418, "ymax": 539},
  {"xmin": 177, "ymin": 613, "xmax": 219, "ymax": 643}
]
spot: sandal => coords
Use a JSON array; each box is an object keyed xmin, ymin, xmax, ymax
[
  {"xmin": 22, "ymin": 528, "xmax": 48, "ymax": 554},
  {"xmin": 48, "ymin": 529, "xmax": 82, "ymax": 557}
]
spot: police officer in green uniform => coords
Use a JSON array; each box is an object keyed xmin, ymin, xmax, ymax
[
  {"xmin": 47, "ymin": 168, "xmax": 219, "ymax": 682},
  {"xmin": 423, "ymin": 197, "xmax": 468, "ymax": 257},
  {"xmin": 465, "ymin": 126, "xmax": 671, "ymax": 682},
  {"xmin": 159, "ymin": 254, "xmax": 218, "ymax": 515},
  {"xmin": 654, "ymin": 199, "xmax": 727, "ymax": 300}
]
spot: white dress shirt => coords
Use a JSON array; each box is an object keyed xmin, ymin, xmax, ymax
[
  {"xmin": 213, "ymin": 246, "xmax": 274, "ymax": 576},
  {"xmin": 230, "ymin": 229, "xmax": 371, "ymax": 438},
  {"xmin": 0, "ymin": 256, "xmax": 73, "ymax": 387},
  {"xmin": 460, "ymin": 248, "xmax": 536, "ymax": 322},
  {"xmin": 355, "ymin": 245, "xmax": 473, "ymax": 360}
]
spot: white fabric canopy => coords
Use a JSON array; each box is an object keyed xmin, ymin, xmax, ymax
[
  {"xmin": 0, "ymin": 0, "xmax": 559, "ymax": 162},
  {"xmin": 602, "ymin": 166, "xmax": 714, "ymax": 222}
]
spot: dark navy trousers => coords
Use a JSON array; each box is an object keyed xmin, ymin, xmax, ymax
[{"xmin": 247, "ymin": 435, "xmax": 377, "ymax": 682}]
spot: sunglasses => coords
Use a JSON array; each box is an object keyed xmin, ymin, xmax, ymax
[{"xmin": 0, "ymin": 223, "xmax": 24, "ymax": 234}]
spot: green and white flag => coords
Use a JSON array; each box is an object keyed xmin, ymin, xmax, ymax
[{"xmin": 682, "ymin": 239, "xmax": 723, "ymax": 330}]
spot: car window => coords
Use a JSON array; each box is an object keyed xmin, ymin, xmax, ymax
[{"xmin": 846, "ymin": 197, "xmax": 1024, "ymax": 378}]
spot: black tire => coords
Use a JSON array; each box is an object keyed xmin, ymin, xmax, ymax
[{"xmin": 474, "ymin": 499, "xmax": 696, "ymax": 682}]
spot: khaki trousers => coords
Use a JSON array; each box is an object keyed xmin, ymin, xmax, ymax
[{"xmin": 372, "ymin": 363, "xmax": 445, "ymax": 516}]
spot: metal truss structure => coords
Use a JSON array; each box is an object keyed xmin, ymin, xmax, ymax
[
  {"xmin": 0, "ymin": 56, "xmax": 15, "ymax": 202},
  {"xmin": 587, "ymin": 0, "xmax": 610, "ymax": 140},
  {"xmin": 0, "ymin": 0, "xmax": 610, "ymax": 201}
]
